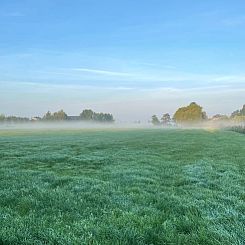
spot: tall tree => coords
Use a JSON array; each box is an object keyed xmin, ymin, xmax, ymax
[
  {"xmin": 241, "ymin": 105, "xmax": 245, "ymax": 115},
  {"xmin": 43, "ymin": 110, "xmax": 68, "ymax": 121},
  {"xmin": 173, "ymin": 102, "xmax": 207, "ymax": 123},
  {"xmin": 161, "ymin": 113, "xmax": 171, "ymax": 125},
  {"xmin": 151, "ymin": 115, "xmax": 160, "ymax": 125},
  {"xmin": 53, "ymin": 110, "xmax": 68, "ymax": 120},
  {"xmin": 231, "ymin": 104, "xmax": 245, "ymax": 118},
  {"xmin": 231, "ymin": 110, "xmax": 240, "ymax": 118},
  {"xmin": 43, "ymin": 111, "xmax": 53, "ymax": 120},
  {"xmin": 80, "ymin": 109, "xmax": 114, "ymax": 122},
  {"xmin": 80, "ymin": 109, "xmax": 94, "ymax": 121},
  {"xmin": 0, "ymin": 114, "xmax": 5, "ymax": 121}
]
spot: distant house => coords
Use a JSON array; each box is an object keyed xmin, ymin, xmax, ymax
[
  {"xmin": 31, "ymin": 116, "xmax": 41, "ymax": 121},
  {"xmin": 67, "ymin": 116, "xmax": 80, "ymax": 121}
]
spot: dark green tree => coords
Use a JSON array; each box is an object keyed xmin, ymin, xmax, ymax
[
  {"xmin": 93, "ymin": 113, "xmax": 114, "ymax": 122},
  {"xmin": 161, "ymin": 113, "xmax": 171, "ymax": 125},
  {"xmin": 241, "ymin": 105, "xmax": 245, "ymax": 115},
  {"xmin": 80, "ymin": 109, "xmax": 94, "ymax": 121},
  {"xmin": 151, "ymin": 115, "xmax": 160, "ymax": 125},
  {"xmin": 0, "ymin": 114, "xmax": 5, "ymax": 122},
  {"xmin": 4, "ymin": 116, "xmax": 29, "ymax": 122},
  {"xmin": 231, "ymin": 110, "xmax": 240, "ymax": 118},
  {"xmin": 80, "ymin": 109, "xmax": 114, "ymax": 122}
]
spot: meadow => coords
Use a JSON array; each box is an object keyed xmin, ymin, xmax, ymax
[{"xmin": 0, "ymin": 128, "xmax": 245, "ymax": 244}]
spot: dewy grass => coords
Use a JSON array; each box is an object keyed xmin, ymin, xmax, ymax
[{"xmin": 0, "ymin": 129, "xmax": 245, "ymax": 244}]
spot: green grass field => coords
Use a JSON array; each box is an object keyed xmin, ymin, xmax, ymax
[{"xmin": 0, "ymin": 128, "xmax": 245, "ymax": 244}]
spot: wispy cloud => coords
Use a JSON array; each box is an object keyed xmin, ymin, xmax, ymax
[
  {"xmin": 72, "ymin": 68, "xmax": 132, "ymax": 77},
  {"xmin": 133, "ymin": 62, "xmax": 177, "ymax": 70},
  {"xmin": 26, "ymin": 68, "xmax": 245, "ymax": 89},
  {"xmin": 212, "ymin": 75, "xmax": 245, "ymax": 83},
  {"xmin": 0, "ymin": 80, "xmax": 134, "ymax": 91},
  {"xmin": 2, "ymin": 12, "xmax": 25, "ymax": 17}
]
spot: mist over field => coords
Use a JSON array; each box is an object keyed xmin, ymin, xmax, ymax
[
  {"xmin": 0, "ymin": 121, "xmax": 150, "ymax": 130},
  {"xmin": 0, "ymin": 120, "xmax": 244, "ymax": 131}
]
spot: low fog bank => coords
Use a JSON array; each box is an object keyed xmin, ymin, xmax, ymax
[
  {"xmin": 0, "ymin": 120, "xmax": 244, "ymax": 131},
  {"xmin": 176, "ymin": 120, "xmax": 245, "ymax": 129},
  {"xmin": 0, "ymin": 121, "xmax": 153, "ymax": 130}
]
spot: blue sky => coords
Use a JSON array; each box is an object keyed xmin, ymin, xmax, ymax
[{"xmin": 0, "ymin": 0, "xmax": 245, "ymax": 121}]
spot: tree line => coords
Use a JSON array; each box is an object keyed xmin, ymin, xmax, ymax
[
  {"xmin": 151, "ymin": 102, "xmax": 245, "ymax": 125},
  {"xmin": 0, "ymin": 109, "xmax": 114, "ymax": 123},
  {"xmin": 1, "ymin": 103, "xmax": 244, "ymax": 124},
  {"xmin": 0, "ymin": 115, "xmax": 29, "ymax": 122}
]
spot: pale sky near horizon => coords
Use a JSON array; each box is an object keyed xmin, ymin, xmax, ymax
[{"xmin": 0, "ymin": 0, "xmax": 245, "ymax": 121}]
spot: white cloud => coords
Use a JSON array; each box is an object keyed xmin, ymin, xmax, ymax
[
  {"xmin": 36, "ymin": 66, "xmax": 245, "ymax": 86},
  {"xmin": 72, "ymin": 68, "xmax": 132, "ymax": 77},
  {"xmin": 212, "ymin": 75, "xmax": 245, "ymax": 83}
]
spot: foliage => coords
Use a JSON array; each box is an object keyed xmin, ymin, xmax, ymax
[
  {"xmin": 80, "ymin": 109, "xmax": 114, "ymax": 122},
  {"xmin": 53, "ymin": 110, "xmax": 68, "ymax": 120},
  {"xmin": 0, "ymin": 114, "xmax": 5, "ymax": 121},
  {"xmin": 231, "ymin": 110, "xmax": 240, "ymax": 118},
  {"xmin": 43, "ymin": 111, "xmax": 53, "ymax": 120},
  {"xmin": 161, "ymin": 113, "xmax": 171, "ymax": 125},
  {"xmin": 231, "ymin": 104, "xmax": 245, "ymax": 118},
  {"xmin": 0, "ymin": 129, "xmax": 245, "ymax": 244},
  {"xmin": 173, "ymin": 102, "xmax": 207, "ymax": 123},
  {"xmin": 1, "ymin": 109, "xmax": 114, "ymax": 123},
  {"xmin": 0, "ymin": 114, "xmax": 29, "ymax": 122},
  {"xmin": 80, "ymin": 109, "xmax": 94, "ymax": 120},
  {"xmin": 232, "ymin": 115, "xmax": 245, "ymax": 123},
  {"xmin": 241, "ymin": 105, "xmax": 245, "ymax": 115},
  {"xmin": 93, "ymin": 112, "xmax": 114, "ymax": 122},
  {"xmin": 151, "ymin": 115, "xmax": 160, "ymax": 125},
  {"xmin": 42, "ymin": 110, "xmax": 68, "ymax": 121}
]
